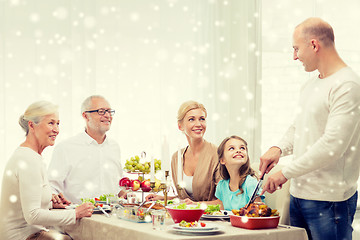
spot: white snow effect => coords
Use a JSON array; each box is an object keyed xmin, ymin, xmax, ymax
[
  {"xmin": 84, "ymin": 17, "xmax": 96, "ymax": 29},
  {"xmin": 9, "ymin": 195, "xmax": 18, "ymax": 203},
  {"xmin": 53, "ymin": 7, "xmax": 68, "ymax": 20},
  {"xmin": 219, "ymin": 92, "xmax": 229, "ymax": 102},
  {"xmin": 50, "ymin": 170, "xmax": 59, "ymax": 178},
  {"xmin": 211, "ymin": 113, "xmax": 220, "ymax": 122},
  {"xmin": 130, "ymin": 13, "xmax": 140, "ymax": 22}
]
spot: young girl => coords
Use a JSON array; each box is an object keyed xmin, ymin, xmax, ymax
[{"xmin": 215, "ymin": 135, "xmax": 264, "ymax": 211}]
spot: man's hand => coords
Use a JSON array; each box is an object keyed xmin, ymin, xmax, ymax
[
  {"xmin": 260, "ymin": 170, "xmax": 287, "ymax": 195},
  {"xmin": 259, "ymin": 146, "xmax": 282, "ymax": 178}
]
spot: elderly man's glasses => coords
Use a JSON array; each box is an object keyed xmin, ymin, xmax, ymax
[{"xmin": 85, "ymin": 108, "xmax": 115, "ymax": 116}]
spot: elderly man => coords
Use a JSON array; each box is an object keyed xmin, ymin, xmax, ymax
[
  {"xmin": 259, "ymin": 18, "xmax": 360, "ymax": 240},
  {"xmin": 48, "ymin": 95, "xmax": 123, "ymax": 204}
]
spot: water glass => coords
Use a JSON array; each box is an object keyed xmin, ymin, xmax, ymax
[
  {"xmin": 106, "ymin": 196, "xmax": 119, "ymax": 215},
  {"xmin": 127, "ymin": 192, "xmax": 137, "ymax": 204},
  {"xmin": 152, "ymin": 210, "xmax": 166, "ymax": 230}
]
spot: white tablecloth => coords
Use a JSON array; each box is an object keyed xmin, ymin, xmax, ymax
[{"xmin": 63, "ymin": 213, "xmax": 308, "ymax": 240}]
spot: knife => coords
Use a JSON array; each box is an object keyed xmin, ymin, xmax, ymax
[{"xmin": 244, "ymin": 174, "xmax": 265, "ymax": 209}]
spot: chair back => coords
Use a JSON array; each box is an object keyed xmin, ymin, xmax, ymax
[{"xmin": 251, "ymin": 162, "xmax": 290, "ymax": 225}]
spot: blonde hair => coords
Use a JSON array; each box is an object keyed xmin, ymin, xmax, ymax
[
  {"xmin": 19, "ymin": 100, "xmax": 58, "ymax": 136},
  {"xmin": 177, "ymin": 100, "xmax": 207, "ymax": 123}
]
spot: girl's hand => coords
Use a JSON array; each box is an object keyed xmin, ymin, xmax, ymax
[{"xmin": 75, "ymin": 202, "xmax": 94, "ymax": 219}]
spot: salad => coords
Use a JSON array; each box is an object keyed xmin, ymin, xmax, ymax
[
  {"xmin": 179, "ymin": 220, "xmax": 206, "ymax": 228},
  {"xmin": 204, "ymin": 204, "xmax": 223, "ymax": 215},
  {"xmin": 173, "ymin": 203, "xmax": 201, "ymax": 209},
  {"xmin": 80, "ymin": 193, "xmax": 115, "ymax": 207}
]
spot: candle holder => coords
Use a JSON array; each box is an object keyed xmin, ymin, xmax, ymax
[
  {"xmin": 150, "ymin": 181, "xmax": 156, "ymax": 190},
  {"xmin": 161, "ymin": 170, "xmax": 170, "ymax": 206}
]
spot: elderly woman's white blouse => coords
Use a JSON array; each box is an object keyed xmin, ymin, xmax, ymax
[{"xmin": 0, "ymin": 147, "xmax": 76, "ymax": 240}]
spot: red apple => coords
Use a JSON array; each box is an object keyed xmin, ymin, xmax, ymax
[
  {"xmin": 130, "ymin": 179, "xmax": 141, "ymax": 191},
  {"xmin": 141, "ymin": 180, "xmax": 151, "ymax": 192},
  {"xmin": 119, "ymin": 177, "xmax": 131, "ymax": 189}
]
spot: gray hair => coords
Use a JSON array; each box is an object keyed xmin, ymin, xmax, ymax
[
  {"xmin": 19, "ymin": 100, "xmax": 58, "ymax": 136},
  {"xmin": 81, "ymin": 95, "xmax": 107, "ymax": 114}
]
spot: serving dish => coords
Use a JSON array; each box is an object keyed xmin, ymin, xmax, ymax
[{"xmin": 230, "ymin": 215, "xmax": 280, "ymax": 229}]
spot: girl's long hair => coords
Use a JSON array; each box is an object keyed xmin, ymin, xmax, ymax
[{"xmin": 217, "ymin": 135, "xmax": 257, "ymax": 195}]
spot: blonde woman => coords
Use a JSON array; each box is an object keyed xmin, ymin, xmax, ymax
[
  {"xmin": 0, "ymin": 101, "xmax": 94, "ymax": 240},
  {"xmin": 147, "ymin": 100, "xmax": 221, "ymax": 204}
]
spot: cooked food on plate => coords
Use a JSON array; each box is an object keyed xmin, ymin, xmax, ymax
[
  {"xmin": 232, "ymin": 202, "xmax": 279, "ymax": 217},
  {"xmin": 143, "ymin": 202, "xmax": 165, "ymax": 210}
]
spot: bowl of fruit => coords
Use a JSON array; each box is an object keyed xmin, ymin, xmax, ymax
[
  {"xmin": 166, "ymin": 203, "xmax": 205, "ymax": 224},
  {"xmin": 230, "ymin": 202, "xmax": 280, "ymax": 229},
  {"xmin": 123, "ymin": 155, "xmax": 161, "ymax": 174}
]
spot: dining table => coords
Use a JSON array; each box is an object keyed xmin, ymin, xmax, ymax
[{"xmin": 63, "ymin": 212, "xmax": 308, "ymax": 240}]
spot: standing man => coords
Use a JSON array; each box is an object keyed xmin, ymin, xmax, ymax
[
  {"xmin": 48, "ymin": 95, "xmax": 123, "ymax": 204},
  {"xmin": 259, "ymin": 18, "xmax": 360, "ymax": 240}
]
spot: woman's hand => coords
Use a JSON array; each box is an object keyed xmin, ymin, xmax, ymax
[
  {"xmin": 75, "ymin": 202, "xmax": 94, "ymax": 219},
  {"xmin": 145, "ymin": 194, "xmax": 164, "ymax": 201},
  {"xmin": 52, "ymin": 193, "xmax": 71, "ymax": 209}
]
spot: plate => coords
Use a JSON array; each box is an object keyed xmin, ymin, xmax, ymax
[
  {"xmin": 172, "ymin": 223, "xmax": 217, "ymax": 231},
  {"xmin": 170, "ymin": 224, "xmax": 223, "ymax": 235},
  {"xmin": 65, "ymin": 204, "xmax": 111, "ymax": 212},
  {"xmin": 201, "ymin": 210, "xmax": 232, "ymax": 219}
]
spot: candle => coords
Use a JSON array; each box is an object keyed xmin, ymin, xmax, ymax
[
  {"xmin": 177, "ymin": 146, "xmax": 182, "ymax": 182},
  {"xmin": 150, "ymin": 156, "xmax": 155, "ymax": 182},
  {"xmin": 161, "ymin": 136, "xmax": 170, "ymax": 171}
]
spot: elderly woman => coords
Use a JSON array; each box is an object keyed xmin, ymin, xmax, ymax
[
  {"xmin": 0, "ymin": 101, "xmax": 94, "ymax": 240},
  {"xmin": 147, "ymin": 100, "xmax": 221, "ymax": 204}
]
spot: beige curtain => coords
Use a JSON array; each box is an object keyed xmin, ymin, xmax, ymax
[{"xmin": 0, "ymin": 0, "xmax": 261, "ymax": 187}]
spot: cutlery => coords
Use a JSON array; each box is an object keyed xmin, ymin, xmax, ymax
[
  {"xmin": 137, "ymin": 200, "xmax": 147, "ymax": 209},
  {"xmin": 145, "ymin": 201, "xmax": 156, "ymax": 213},
  {"xmin": 278, "ymin": 224, "xmax": 291, "ymax": 229},
  {"xmin": 244, "ymin": 174, "xmax": 265, "ymax": 209},
  {"xmin": 98, "ymin": 206, "xmax": 110, "ymax": 218}
]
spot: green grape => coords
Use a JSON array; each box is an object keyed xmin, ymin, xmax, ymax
[
  {"xmin": 136, "ymin": 163, "xmax": 142, "ymax": 170},
  {"xmin": 135, "ymin": 155, "xmax": 140, "ymax": 161},
  {"xmin": 144, "ymin": 163, "xmax": 149, "ymax": 169},
  {"xmin": 128, "ymin": 160, "xmax": 134, "ymax": 166},
  {"xmin": 155, "ymin": 163, "xmax": 159, "ymax": 169}
]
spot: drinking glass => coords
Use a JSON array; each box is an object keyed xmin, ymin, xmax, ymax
[
  {"xmin": 126, "ymin": 192, "xmax": 137, "ymax": 204},
  {"xmin": 152, "ymin": 210, "xmax": 166, "ymax": 230},
  {"xmin": 106, "ymin": 196, "xmax": 119, "ymax": 216}
]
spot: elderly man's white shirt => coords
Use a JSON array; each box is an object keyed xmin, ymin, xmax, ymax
[{"xmin": 48, "ymin": 131, "xmax": 122, "ymax": 204}]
